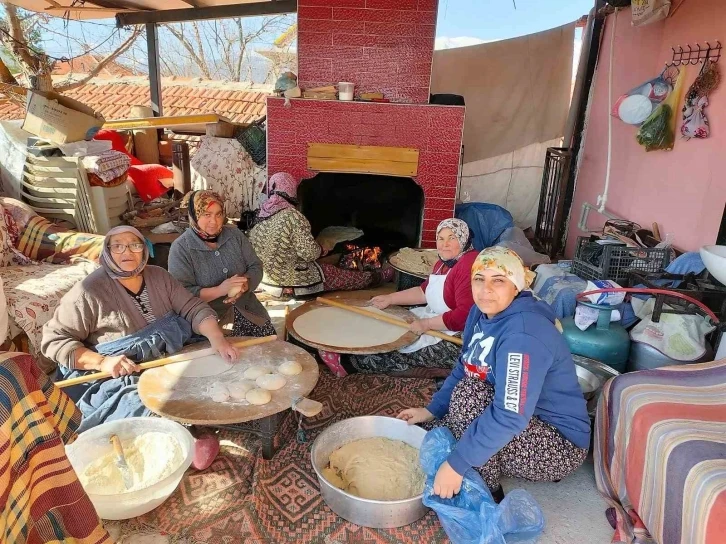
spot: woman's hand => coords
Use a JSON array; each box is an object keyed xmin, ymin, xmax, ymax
[
  {"xmin": 370, "ymin": 294, "xmax": 393, "ymax": 310},
  {"xmin": 397, "ymin": 407, "xmax": 434, "ymax": 425},
  {"xmin": 100, "ymin": 355, "xmax": 140, "ymax": 378},
  {"xmin": 220, "ymin": 275, "xmax": 248, "ymax": 304},
  {"xmin": 433, "ymin": 461, "xmax": 464, "ymax": 499},
  {"xmin": 211, "ymin": 337, "xmax": 240, "ymax": 362},
  {"xmin": 409, "ymin": 319, "xmax": 429, "ymax": 335}
]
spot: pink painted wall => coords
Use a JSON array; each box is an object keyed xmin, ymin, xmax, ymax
[{"xmin": 566, "ymin": 0, "xmax": 726, "ymax": 256}]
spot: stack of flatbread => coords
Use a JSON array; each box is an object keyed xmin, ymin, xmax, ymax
[
  {"xmin": 316, "ymin": 226, "xmax": 364, "ymax": 251},
  {"xmin": 390, "ymin": 248, "xmax": 439, "ymax": 277}
]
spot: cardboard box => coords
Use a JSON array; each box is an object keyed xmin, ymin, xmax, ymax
[{"xmin": 22, "ymin": 90, "xmax": 105, "ymax": 144}]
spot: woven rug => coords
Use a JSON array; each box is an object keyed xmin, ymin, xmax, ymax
[{"xmin": 117, "ymin": 369, "xmax": 449, "ymax": 543}]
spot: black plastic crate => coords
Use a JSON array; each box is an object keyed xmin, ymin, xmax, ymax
[
  {"xmin": 396, "ymin": 271, "xmax": 426, "ymax": 291},
  {"xmin": 572, "ymin": 236, "xmax": 670, "ymax": 283}
]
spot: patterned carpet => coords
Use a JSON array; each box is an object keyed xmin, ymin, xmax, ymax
[{"xmin": 118, "ymin": 369, "xmax": 448, "ymax": 543}]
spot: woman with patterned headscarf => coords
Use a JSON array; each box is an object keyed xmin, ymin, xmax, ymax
[
  {"xmin": 398, "ymin": 247, "xmax": 590, "ymax": 504},
  {"xmin": 248, "ymin": 172, "xmax": 393, "ymax": 297},
  {"xmin": 169, "ymin": 190, "xmax": 275, "ymax": 338},
  {"xmin": 320, "ymin": 218, "xmax": 478, "ymax": 377},
  {"xmin": 42, "ymin": 225, "xmax": 236, "ymax": 432}
]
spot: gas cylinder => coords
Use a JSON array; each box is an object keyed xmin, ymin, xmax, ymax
[{"xmin": 561, "ymin": 302, "xmax": 630, "ymax": 373}]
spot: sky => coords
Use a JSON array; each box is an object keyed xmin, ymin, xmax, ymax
[{"xmin": 434, "ymin": 0, "xmax": 593, "ymax": 49}]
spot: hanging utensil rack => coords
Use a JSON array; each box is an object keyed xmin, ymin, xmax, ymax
[{"xmin": 668, "ymin": 41, "xmax": 721, "ymax": 66}]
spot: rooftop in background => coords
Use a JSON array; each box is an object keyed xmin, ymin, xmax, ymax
[
  {"xmin": 0, "ymin": 76, "xmax": 272, "ymax": 124},
  {"xmin": 52, "ymin": 54, "xmax": 140, "ymax": 78}
]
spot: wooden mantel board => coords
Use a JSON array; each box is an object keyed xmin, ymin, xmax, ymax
[{"xmin": 307, "ymin": 143, "xmax": 419, "ymax": 177}]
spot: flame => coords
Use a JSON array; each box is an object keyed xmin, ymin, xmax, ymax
[{"xmin": 340, "ymin": 244, "xmax": 383, "ymax": 270}]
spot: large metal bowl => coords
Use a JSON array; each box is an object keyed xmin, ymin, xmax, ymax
[
  {"xmin": 572, "ymin": 355, "xmax": 620, "ymax": 417},
  {"xmin": 311, "ymin": 416, "xmax": 428, "ymax": 528}
]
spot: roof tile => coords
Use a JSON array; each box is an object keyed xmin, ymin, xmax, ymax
[{"xmin": 0, "ymin": 77, "xmax": 270, "ymax": 122}]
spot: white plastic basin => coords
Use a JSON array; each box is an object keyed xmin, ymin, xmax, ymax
[
  {"xmin": 700, "ymin": 245, "xmax": 726, "ymax": 286},
  {"xmin": 65, "ymin": 417, "xmax": 194, "ymax": 520}
]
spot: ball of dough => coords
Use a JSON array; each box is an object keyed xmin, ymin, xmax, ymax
[
  {"xmin": 243, "ymin": 366, "xmax": 271, "ymax": 380},
  {"xmin": 227, "ymin": 380, "xmax": 255, "ymax": 401},
  {"xmin": 278, "ymin": 360, "xmax": 302, "ymax": 376},
  {"xmin": 256, "ymin": 373, "xmax": 286, "ymax": 391},
  {"xmin": 246, "ymin": 388, "xmax": 272, "ymax": 405},
  {"xmin": 227, "ymin": 286, "xmax": 242, "ymax": 298},
  {"xmin": 209, "ymin": 383, "xmax": 229, "ymax": 402}
]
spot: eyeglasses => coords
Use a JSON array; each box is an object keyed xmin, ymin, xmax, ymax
[{"xmin": 109, "ymin": 243, "xmax": 145, "ymax": 254}]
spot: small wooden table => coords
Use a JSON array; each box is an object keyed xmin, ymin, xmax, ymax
[{"xmin": 137, "ymin": 339, "xmax": 319, "ymax": 459}]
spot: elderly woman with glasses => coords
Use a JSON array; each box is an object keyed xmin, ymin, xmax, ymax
[{"xmin": 41, "ymin": 226, "xmax": 238, "ymax": 433}]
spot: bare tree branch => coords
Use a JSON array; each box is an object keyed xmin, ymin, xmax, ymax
[
  {"xmin": 56, "ymin": 27, "xmax": 142, "ymax": 92},
  {"xmin": 162, "ymin": 22, "xmax": 211, "ymax": 79}
]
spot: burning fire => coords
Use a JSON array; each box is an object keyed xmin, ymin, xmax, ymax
[{"xmin": 340, "ymin": 243, "xmax": 383, "ymax": 271}]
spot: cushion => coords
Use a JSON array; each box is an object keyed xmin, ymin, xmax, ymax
[
  {"xmin": 1, "ymin": 261, "xmax": 98, "ymax": 369},
  {"xmin": 128, "ymin": 164, "xmax": 172, "ymax": 203},
  {"xmin": 16, "ymin": 215, "xmax": 104, "ymax": 264}
]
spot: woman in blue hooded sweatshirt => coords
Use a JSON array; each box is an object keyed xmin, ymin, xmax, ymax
[{"xmin": 398, "ymin": 246, "xmax": 590, "ymax": 502}]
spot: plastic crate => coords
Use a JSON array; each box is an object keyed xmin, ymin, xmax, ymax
[
  {"xmin": 572, "ymin": 236, "xmax": 670, "ymax": 283},
  {"xmin": 236, "ymin": 119, "xmax": 266, "ymax": 166}
]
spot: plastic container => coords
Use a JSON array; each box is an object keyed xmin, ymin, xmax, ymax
[
  {"xmin": 65, "ymin": 417, "xmax": 194, "ymax": 520},
  {"xmin": 338, "ymin": 82, "xmax": 355, "ymax": 101},
  {"xmin": 572, "ymin": 236, "xmax": 670, "ymax": 283}
]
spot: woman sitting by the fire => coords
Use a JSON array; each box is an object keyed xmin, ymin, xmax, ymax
[
  {"xmin": 41, "ymin": 226, "xmax": 238, "ymax": 432},
  {"xmin": 397, "ymin": 247, "xmax": 590, "ymax": 503},
  {"xmin": 319, "ymin": 218, "xmax": 477, "ymax": 377},
  {"xmin": 168, "ymin": 190, "xmax": 275, "ymax": 338},
  {"xmin": 248, "ymin": 172, "xmax": 394, "ymax": 297}
]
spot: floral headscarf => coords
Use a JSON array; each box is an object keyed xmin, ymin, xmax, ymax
[
  {"xmin": 182, "ymin": 190, "xmax": 226, "ymax": 242},
  {"xmin": 100, "ymin": 225, "xmax": 149, "ymax": 280},
  {"xmin": 471, "ymin": 246, "xmax": 535, "ymax": 292},
  {"xmin": 258, "ymin": 172, "xmax": 299, "ymax": 219},
  {"xmin": 436, "ymin": 218, "xmax": 471, "ymax": 267}
]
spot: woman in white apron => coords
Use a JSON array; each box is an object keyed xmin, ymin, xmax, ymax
[{"xmin": 318, "ymin": 219, "xmax": 478, "ymax": 377}]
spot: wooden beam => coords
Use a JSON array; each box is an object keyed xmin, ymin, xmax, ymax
[
  {"xmin": 45, "ymin": 6, "xmax": 138, "ymax": 13},
  {"xmin": 117, "ymin": 0, "xmax": 297, "ymax": 27},
  {"xmin": 103, "ymin": 113, "xmax": 233, "ymax": 130},
  {"xmin": 307, "ymin": 143, "xmax": 419, "ymax": 177}
]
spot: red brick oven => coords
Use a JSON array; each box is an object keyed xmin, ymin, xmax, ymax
[{"xmin": 266, "ymin": 0, "xmax": 465, "ymax": 249}]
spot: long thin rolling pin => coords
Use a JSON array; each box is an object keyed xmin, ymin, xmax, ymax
[
  {"xmin": 56, "ymin": 335, "xmax": 277, "ymax": 388},
  {"xmin": 317, "ymin": 297, "xmax": 463, "ymax": 346}
]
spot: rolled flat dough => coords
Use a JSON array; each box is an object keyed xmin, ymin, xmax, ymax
[
  {"xmin": 324, "ymin": 437, "xmax": 424, "ymax": 500},
  {"xmin": 294, "ymin": 306, "xmax": 407, "ymax": 348},
  {"xmin": 166, "ymin": 354, "xmax": 234, "ymax": 378}
]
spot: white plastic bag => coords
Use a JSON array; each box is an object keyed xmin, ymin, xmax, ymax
[{"xmin": 632, "ymin": 0, "xmax": 671, "ymax": 27}]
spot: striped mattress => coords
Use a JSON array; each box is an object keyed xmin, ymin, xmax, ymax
[{"xmin": 594, "ymin": 359, "xmax": 726, "ymax": 544}]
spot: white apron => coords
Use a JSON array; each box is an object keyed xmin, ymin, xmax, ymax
[{"xmin": 399, "ymin": 264, "xmax": 457, "ymax": 354}]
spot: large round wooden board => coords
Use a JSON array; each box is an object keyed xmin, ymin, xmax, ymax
[
  {"xmin": 286, "ymin": 298, "xmax": 418, "ymax": 355},
  {"xmin": 138, "ymin": 339, "xmax": 319, "ymax": 425}
]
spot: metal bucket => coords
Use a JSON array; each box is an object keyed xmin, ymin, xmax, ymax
[{"xmin": 310, "ymin": 416, "xmax": 428, "ymax": 528}]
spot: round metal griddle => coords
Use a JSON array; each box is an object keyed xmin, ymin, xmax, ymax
[
  {"xmin": 286, "ymin": 298, "xmax": 418, "ymax": 355},
  {"xmin": 138, "ymin": 338, "xmax": 319, "ymax": 426},
  {"xmin": 388, "ymin": 249, "xmax": 437, "ymax": 279}
]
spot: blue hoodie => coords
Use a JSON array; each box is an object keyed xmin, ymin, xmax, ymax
[{"xmin": 427, "ymin": 291, "xmax": 591, "ymax": 476}]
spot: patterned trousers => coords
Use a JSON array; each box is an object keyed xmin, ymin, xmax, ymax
[{"xmin": 427, "ymin": 377, "xmax": 588, "ymax": 490}]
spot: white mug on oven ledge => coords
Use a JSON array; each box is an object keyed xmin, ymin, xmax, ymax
[{"xmin": 338, "ymin": 82, "xmax": 355, "ymax": 101}]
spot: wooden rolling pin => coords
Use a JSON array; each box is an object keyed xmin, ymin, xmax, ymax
[
  {"xmin": 56, "ymin": 335, "xmax": 277, "ymax": 388},
  {"xmin": 317, "ymin": 297, "xmax": 463, "ymax": 346}
]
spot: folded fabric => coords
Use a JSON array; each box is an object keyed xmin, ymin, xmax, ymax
[
  {"xmin": 88, "ymin": 164, "xmax": 129, "ymax": 184},
  {"xmin": 93, "ymin": 130, "xmax": 143, "ymax": 166},
  {"xmin": 82, "ymin": 150, "xmax": 131, "ymax": 175}
]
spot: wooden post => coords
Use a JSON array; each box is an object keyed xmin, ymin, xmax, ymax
[
  {"xmin": 172, "ymin": 141, "xmax": 191, "ymax": 196},
  {"xmin": 130, "ymin": 105, "xmax": 160, "ymax": 165}
]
